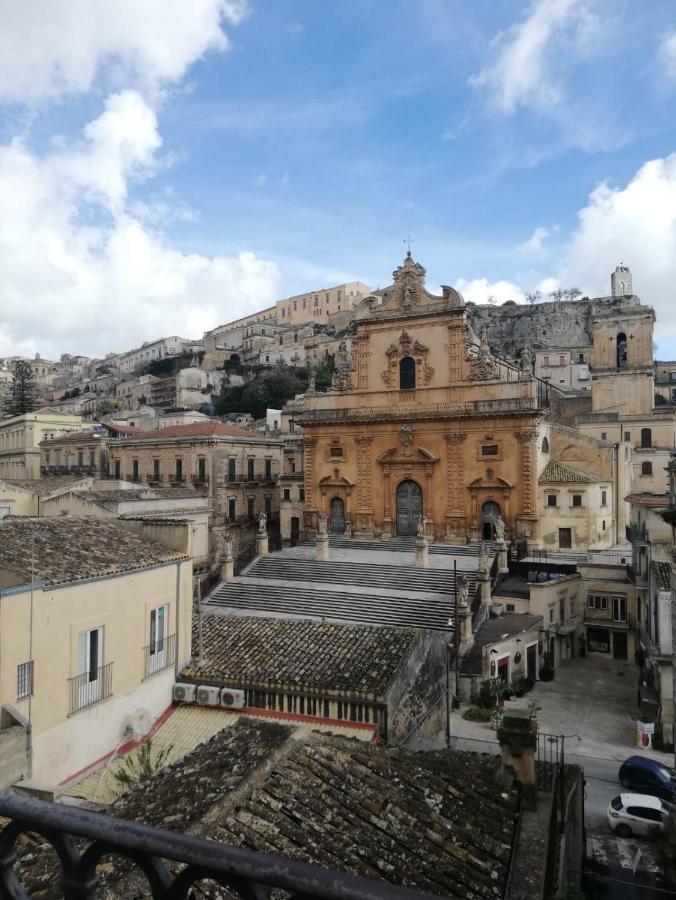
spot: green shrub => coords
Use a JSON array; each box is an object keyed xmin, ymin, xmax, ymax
[{"xmin": 463, "ymin": 706, "xmax": 493, "ymax": 722}]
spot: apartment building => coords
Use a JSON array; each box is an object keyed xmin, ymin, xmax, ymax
[
  {"xmin": 0, "ymin": 412, "xmax": 83, "ymax": 480},
  {"xmin": 276, "ymin": 281, "xmax": 371, "ymax": 326},
  {"xmin": 107, "ymin": 422, "xmax": 283, "ymax": 526},
  {"xmin": 0, "ymin": 517, "xmax": 192, "ymax": 785}
]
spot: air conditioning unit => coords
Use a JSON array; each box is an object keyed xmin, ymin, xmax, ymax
[
  {"xmin": 196, "ymin": 685, "xmax": 221, "ymax": 706},
  {"xmin": 173, "ymin": 683, "xmax": 196, "ymax": 703},
  {"xmin": 220, "ymin": 688, "xmax": 245, "ymax": 709}
]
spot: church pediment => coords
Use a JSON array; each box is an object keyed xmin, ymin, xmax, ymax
[
  {"xmin": 375, "ymin": 252, "xmax": 465, "ymax": 317},
  {"xmin": 318, "ymin": 468, "xmax": 354, "ymax": 487},
  {"xmin": 468, "ymin": 472, "xmax": 513, "ymax": 490}
]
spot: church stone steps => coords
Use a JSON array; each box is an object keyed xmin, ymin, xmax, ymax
[
  {"xmin": 206, "ymin": 581, "xmax": 456, "ymax": 631},
  {"xmin": 305, "ymin": 536, "xmax": 498, "ymax": 557},
  {"xmin": 246, "ymin": 556, "xmax": 477, "ymax": 594}
]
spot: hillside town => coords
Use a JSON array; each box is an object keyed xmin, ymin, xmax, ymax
[
  {"xmin": 1, "ymin": 255, "xmax": 676, "ymax": 897},
  {"xmin": 4, "ymin": 2, "xmax": 676, "ymax": 897}
]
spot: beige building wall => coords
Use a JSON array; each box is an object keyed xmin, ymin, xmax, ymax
[
  {"xmin": 0, "ymin": 559, "xmax": 192, "ymax": 784},
  {"xmin": 276, "ymin": 281, "xmax": 371, "ymax": 327},
  {"xmin": 578, "ymin": 563, "xmax": 636, "ymax": 661},
  {"xmin": 0, "ymin": 413, "xmax": 83, "ymax": 480},
  {"xmin": 538, "ymin": 482, "xmax": 614, "ymax": 552},
  {"xmin": 0, "ymin": 481, "xmax": 37, "ymax": 516}
]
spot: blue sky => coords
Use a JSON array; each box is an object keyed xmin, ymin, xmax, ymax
[{"xmin": 2, "ymin": 0, "xmax": 676, "ymax": 358}]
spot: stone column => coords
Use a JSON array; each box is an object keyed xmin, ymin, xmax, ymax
[
  {"xmin": 444, "ymin": 432, "xmax": 467, "ymax": 541},
  {"xmin": 315, "ymin": 511, "xmax": 329, "ymax": 560},
  {"xmin": 497, "ymin": 709, "xmax": 538, "ymax": 810},
  {"xmin": 256, "ymin": 531, "xmax": 269, "ymax": 556},
  {"xmin": 497, "ymin": 543, "xmax": 509, "ymax": 574},
  {"xmin": 381, "ymin": 464, "xmax": 392, "ymax": 538},
  {"xmin": 303, "ymin": 437, "xmax": 318, "ymax": 526},
  {"xmin": 516, "ymin": 430, "xmax": 538, "ymax": 551},
  {"xmin": 221, "ymin": 539, "xmax": 234, "ymax": 581},
  {"xmin": 415, "ymin": 534, "xmax": 429, "ymax": 568}
]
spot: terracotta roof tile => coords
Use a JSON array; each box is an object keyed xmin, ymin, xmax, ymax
[
  {"xmin": 652, "ymin": 561, "xmax": 672, "ymax": 592},
  {"xmin": 0, "ymin": 517, "xmax": 187, "ymax": 586},
  {"xmin": 39, "ymin": 430, "xmax": 102, "ymax": 444},
  {"xmin": 4, "ymin": 475, "xmax": 92, "ymax": 496},
  {"xmin": 625, "ymin": 493, "xmax": 670, "ymax": 507},
  {"xmin": 182, "ymin": 614, "xmax": 416, "ymax": 695},
  {"xmin": 539, "ymin": 461, "xmax": 599, "ymax": 484},
  {"xmin": 111, "ymin": 422, "xmax": 266, "ymax": 441}
]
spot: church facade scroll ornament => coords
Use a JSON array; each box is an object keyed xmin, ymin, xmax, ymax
[
  {"xmin": 380, "ymin": 329, "xmax": 435, "ymax": 386},
  {"xmin": 467, "ymin": 332, "xmax": 499, "ymax": 382}
]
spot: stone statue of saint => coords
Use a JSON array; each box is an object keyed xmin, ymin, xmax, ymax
[
  {"xmin": 494, "ymin": 516, "xmax": 506, "ymax": 544},
  {"xmin": 457, "ymin": 574, "xmax": 469, "ymax": 609},
  {"xmin": 416, "ymin": 515, "xmax": 425, "ymax": 538},
  {"xmin": 478, "ymin": 542, "xmax": 490, "ymax": 575},
  {"xmin": 224, "ymin": 537, "xmax": 233, "ymax": 560},
  {"xmin": 258, "ymin": 511, "xmax": 267, "ymax": 534},
  {"xmin": 520, "ymin": 345, "xmax": 533, "ymax": 373},
  {"xmin": 317, "ymin": 511, "xmax": 328, "ymax": 535}
]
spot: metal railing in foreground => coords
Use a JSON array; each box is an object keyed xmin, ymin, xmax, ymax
[{"xmin": 0, "ymin": 791, "xmax": 439, "ymax": 900}]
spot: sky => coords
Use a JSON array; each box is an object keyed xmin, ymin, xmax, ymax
[{"xmin": 2, "ymin": 0, "xmax": 676, "ymax": 360}]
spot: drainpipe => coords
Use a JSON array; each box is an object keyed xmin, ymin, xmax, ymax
[
  {"xmin": 174, "ymin": 560, "xmax": 181, "ymax": 681},
  {"xmin": 613, "ymin": 442, "xmax": 619, "ymax": 545}
]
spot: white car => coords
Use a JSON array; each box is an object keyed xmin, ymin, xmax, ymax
[{"xmin": 607, "ymin": 793, "xmax": 672, "ymax": 837}]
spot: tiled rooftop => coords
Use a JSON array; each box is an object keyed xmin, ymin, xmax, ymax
[
  {"xmin": 79, "ymin": 487, "xmax": 203, "ymax": 505},
  {"xmin": 539, "ymin": 460, "xmax": 599, "ymax": 484},
  {"xmin": 111, "ymin": 421, "xmax": 270, "ymax": 441},
  {"xmin": 4, "ymin": 474, "xmax": 93, "ymax": 496},
  {"xmin": 652, "ymin": 560, "xmax": 672, "ymax": 592},
  {"xmin": 100, "ymin": 720, "xmax": 518, "ymax": 899},
  {"xmin": 39, "ymin": 430, "xmax": 101, "ymax": 444},
  {"xmin": 0, "ymin": 517, "xmax": 187, "ymax": 586},
  {"xmin": 461, "ymin": 614, "xmax": 542, "ymax": 676},
  {"xmin": 625, "ymin": 493, "xmax": 671, "ymax": 507},
  {"xmin": 183, "ymin": 614, "xmax": 416, "ymax": 695}
]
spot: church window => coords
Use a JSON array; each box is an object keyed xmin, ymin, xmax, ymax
[
  {"xmin": 601, "ymin": 489, "xmax": 607, "ymax": 506},
  {"xmin": 547, "ymin": 494, "xmax": 557, "ymax": 507},
  {"xmin": 481, "ymin": 444, "xmax": 499, "ymax": 456},
  {"xmin": 641, "ymin": 461, "xmax": 653, "ymax": 476},
  {"xmin": 572, "ymin": 494, "xmax": 583, "ymax": 507},
  {"xmin": 541, "ymin": 437, "xmax": 550, "ymax": 454},
  {"xmin": 329, "ymin": 446, "xmax": 343, "ymax": 458},
  {"xmin": 399, "ymin": 356, "xmax": 416, "ymax": 390},
  {"xmin": 641, "ymin": 428, "xmax": 652, "ymax": 448}
]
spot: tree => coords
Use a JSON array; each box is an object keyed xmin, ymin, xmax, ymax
[
  {"xmin": 112, "ymin": 739, "xmax": 173, "ymax": 791},
  {"xmin": 4, "ymin": 360, "xmax": 38, "ymax": 416},
  {"xmin": 525, "ymin": 291, "xmax": 542, "ymax": 305}
]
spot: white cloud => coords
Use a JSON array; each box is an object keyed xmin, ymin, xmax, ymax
[
  {"xmin": 519, "ymin": 226, "xmax": 551, "ymax": 253},
  {"xmin": 0, "ymin": 92, "xmax": 279, "ymax": 359},
  {"xmin": 253, "ymin": 173, "xmax": 267, "ymax": 187},
  {"xmin": 658, "ymin": 29, "xmax": 676, "ymax": 82},
  {"xmin": 561, "ymin": 153, "xmax": 676, "ymax": 350},
  {"xmin": 469, "ymin": 0, "xmax": 599, "ymax": 113},
  {"xmin": 0, "ymin": 0, "xmax": 247, "ymax": 104},
  {"xmin": 456, "ymin": 277, "xmax": 525, "ymax": 305}
]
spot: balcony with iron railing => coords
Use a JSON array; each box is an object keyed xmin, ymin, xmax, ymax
[
  {"xmin": 143, "ymin": 634, "xmax": 176, "ymax": 679},
  {"xmin": 626, "ymin": 523, "xmax": 649, "ymax": 544},
  {"xmin": 68, "ymin": 662, "xmax": 113, "ymax": 716},
  {"xmin": 147, "ymin": 472, "xmax": 164, "ymax": 483},
  {"xmin": 0, "ymin": 791, "xmax": 435, "ymax": 900},
  {"xmin": 41, "ymin": 465, "xmax": 98, "ymax": 476},
  {"xmin": 191, "ymin": 473, "xmax": 209, "ymax": 485},
  {"xmin": 169, "ymin": 473, "xmax": 186, "ymax": 484},
  {"xmin": 226, "ymin": 472, "xmax": 280, "ymax": 483}
]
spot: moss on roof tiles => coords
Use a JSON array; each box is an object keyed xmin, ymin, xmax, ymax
[
  {"xmin": 0, "ymin": 517, "xmax": 187, "ymax": 586},
  {"xmin": 183, "ymin": 614, "xmax": 416, "ymax": 695}
]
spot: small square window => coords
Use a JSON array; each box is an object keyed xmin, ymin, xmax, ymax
[
  {"xmin": 283, "ymin": 488, "xmax": 291, "ymax": 501},
  {"xmin": 17, "ymin": 661, "xmax": 33, "ymax": 700},
  {"xmin": 601, "ymin": 489, "xmax": 607, "ymax": 506},
  {"xmin": 329, "ymin": 447, "xmax": 343, "ymax": 458},
  {"xmin": 572, "ymin": 494, "xmax": 582, "ymax": 507},
  {"xmin": 299, "ymin": 488, "xmax": 305, "ymax": 502},
  {"xmin": 601, "ymin": 432, "xmax": 607, "ymax": 441},
  {"xmin": 547, "ymin": 494, "xmax": 557, "ymax": 507}
]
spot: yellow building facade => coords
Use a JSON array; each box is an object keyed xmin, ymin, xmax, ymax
[
  {"xmin": 0, "ymin": 412, "xmax": 83, "ymax": 480},
  {"xmin": 299, "ymin": 254, "xmax": 548, "ymax": 543}
]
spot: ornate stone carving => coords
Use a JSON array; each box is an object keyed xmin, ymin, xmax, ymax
[
  {"xmin": 444, "ymin": 432, "xmax": 467, "ymax": 514},
  {"xmin": 398, "ymin": 424, "xmax": 414, "ymax": 456},
  {"xmin": 331, "ymin": 341, "xmax": 354, "ymax": 392},
  {"xmin": 258, "ymin": 512, "xmax": 267, "ymax": 534},
  {"xmin": 380, "ymin": 330, "xmax": 434, "ymax": 386},
  {"xmin": 390, "ymin": 251, "xmax": 426, "ymax": 310},
  {"xmin": 467, "ymin": 332, "xmax": 499, "ymax": 382},
  {"xmin": 457, "ymin": 574, "xmax": 469, "ymax": 608},
  {"xmin": 355, "ymin": 436, "xmax": 374, "ymax": 509}
]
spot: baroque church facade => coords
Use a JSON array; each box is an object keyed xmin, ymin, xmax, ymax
[{"xmin": 298, "ymin": 253, "xmax": 550, "ymax": 544}]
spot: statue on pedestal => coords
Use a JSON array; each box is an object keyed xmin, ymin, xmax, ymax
[
  {"xmin": 478, "ymin": 542, "xmax": 490, "ymax": 575},
  {"xmin": 258, "ymin": 511, "xmax": 267, "ymax": 534}
]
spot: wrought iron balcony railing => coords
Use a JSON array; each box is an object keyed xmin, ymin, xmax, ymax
[
  {"xmin": 147, "ymin": 473, "xmax": 164, "ymax": 483},
  {"xmin": 0, "ymin": 790, "xmax": 436, "ymax": 900},
  {"xmin": 68, "ymin": 662, "xmax": 113, "ymax": 716},
  {"xmin": 191, "ymin": 473, "xmax": 209, "ymax": 485},
  {"xmin": 143, "ymin": 634, "xmax": 177, "ymax": 679}
]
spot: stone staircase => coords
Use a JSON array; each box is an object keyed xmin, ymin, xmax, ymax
[
  {"xmin": 310, "ymin": 536, "xmax": 498, "ymax": 557},
  {"xmin": 206, "ymin": 579, "xmax": 456, "ymax": 631},
  {"xmin": 245, "ymin": 555, "xmax": 477, "ymax": 596}
]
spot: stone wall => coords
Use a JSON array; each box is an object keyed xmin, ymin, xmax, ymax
[{"xmin": 0, "ymin": 706, "xmax": 29, "ymax": 788}]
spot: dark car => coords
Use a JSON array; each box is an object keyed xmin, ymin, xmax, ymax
[{"xmin": 618, "ymin": 756, "xmax": 676, "ymax": 803}]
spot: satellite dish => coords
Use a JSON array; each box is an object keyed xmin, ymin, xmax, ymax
[{"xmin": 131, "ymin": 707, "xmax": 152, "ymax": 738}]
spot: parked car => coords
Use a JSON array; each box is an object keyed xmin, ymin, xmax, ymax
[
  {"xmin": 607, "ymin": 793, "xmax": 672, "ymax": 837},
  {"xmin": 618, "ymin": 755, "xmax": 676, "ymax": 803}
]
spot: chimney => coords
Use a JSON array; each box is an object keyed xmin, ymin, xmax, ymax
[{"xmin": 497, "ymin": 708, "xmax": 538, "ymax": 810}]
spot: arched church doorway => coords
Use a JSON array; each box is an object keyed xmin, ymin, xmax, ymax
[
  {"xmin": 481, "ymin": 500, "xmax": 501, "ymax": 541},
  {"xmin": 396, "ymin": 480, "xmax": 422, "ymax": 536},
  {"xmin": 329, "ymin": 497, "xmax": 346, "ymax": 534}
]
